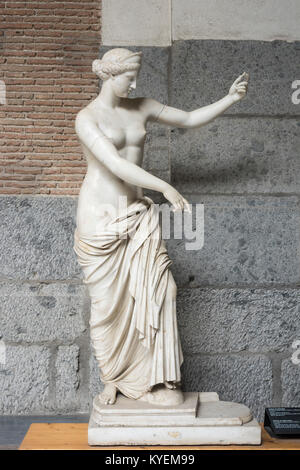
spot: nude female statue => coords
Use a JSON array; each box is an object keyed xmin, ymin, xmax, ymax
[{"xmin": 73, "ymin": 48, "xmax": 248, "ymax": 407}]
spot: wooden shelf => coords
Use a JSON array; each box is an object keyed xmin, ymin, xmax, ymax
[{"xmin": 19, "ymin": 423, "xmax": 300, "ymax": 450}]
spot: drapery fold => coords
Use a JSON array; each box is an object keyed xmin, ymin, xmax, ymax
[{"xmin": 73, "ymin": 196, "xmax": 183, "ymax": 399}]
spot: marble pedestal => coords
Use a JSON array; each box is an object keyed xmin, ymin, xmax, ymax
[{"xmin": 88, "ymin": 392, "xmax": 261, "ymax": 446}]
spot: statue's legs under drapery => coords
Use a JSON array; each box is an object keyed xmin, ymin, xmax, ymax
[{"xmin": 73, "ymin": 196, "xmax": 183, "ymax": 400}]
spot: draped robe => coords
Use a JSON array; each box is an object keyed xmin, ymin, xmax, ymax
[{"xmin": 73, "ymin": 196, "xmax": 183, "ymax": 399}]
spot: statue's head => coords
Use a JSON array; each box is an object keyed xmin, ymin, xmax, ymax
[{"xmin": 92, "ymin": 48, "xmax": 142, "ymax": 98}]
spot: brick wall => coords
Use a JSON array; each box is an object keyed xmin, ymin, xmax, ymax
[{"xmin": 0, "ymin": 1, "xmax": 101, "ymax": 195}]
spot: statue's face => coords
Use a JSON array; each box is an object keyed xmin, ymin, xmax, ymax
[{"xmin": 110, "ymin": 69, "xmax": 139, "ymax": 98}]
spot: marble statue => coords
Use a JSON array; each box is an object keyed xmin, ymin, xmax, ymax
[{"xmin": 73, "ymin": 48, "xmax": 249, "ymax": 410}]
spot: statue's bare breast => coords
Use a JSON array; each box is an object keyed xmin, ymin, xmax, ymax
[{"xmin": 76, "ymin": 99, "xmax": 148, "ymax": 232}]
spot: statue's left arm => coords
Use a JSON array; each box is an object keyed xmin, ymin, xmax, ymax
[{"xmin": 145, "ymin": 72, "xmax": 249, "ymax": 129}]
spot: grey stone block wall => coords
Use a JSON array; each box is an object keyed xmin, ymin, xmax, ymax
[{"xmin": 0, "ymin": 40, "xmax": 299, "ymax": 420}]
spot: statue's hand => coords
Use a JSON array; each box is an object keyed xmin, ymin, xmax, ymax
[
  {"xmin": 229, "ymin": 72, "xmax": 249, "ymax": 103},
  {"xmin": 163, "ymin": 185, "xmax": 191, "ymax": 213}
]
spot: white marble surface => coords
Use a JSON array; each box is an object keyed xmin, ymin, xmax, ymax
[
  {"xmin": 89, "ymin": 420, "xmax": 261, "ymax": 446},
  {"xmin": 101, "ymin": 0, "xmax": 300, "ymax": 45},
  {"xmin": 88, "ymin": 392, "xmax": 261, "ymax": 445},
  {"xmin": 172, "ymin": 0, "xmax": 300, "ymax": 41},
  {"xmin": 94, "ymin": 391, "xmax": 199, "ymax": 417},
  {"xmin": 102, "ymin": 0, "xmax": 171, "ymax": 46}
]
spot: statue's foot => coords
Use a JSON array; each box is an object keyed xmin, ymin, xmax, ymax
[
  {"xmin": 164, "ymin": 381, "xmax": 176, "ymax": 390},
  {"xmin": 98, "ymin": 384, "xmax": 117, "ymax": 405},
  {"xmin": 139, "ymin": 383, "xmax": 184, "ymax": 406}
]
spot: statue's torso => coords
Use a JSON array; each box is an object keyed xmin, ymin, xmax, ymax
[{"xmin": 76, "ymin": 98, "xmax": 148, "ymax": 233}]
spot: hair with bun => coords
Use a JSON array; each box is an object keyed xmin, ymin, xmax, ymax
[{"xmin": 92, "ymin": 48, "xmax": 142, "ymax": 81}]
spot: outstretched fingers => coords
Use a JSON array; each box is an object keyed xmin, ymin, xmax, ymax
[
  {"xmin": 173, "ymin": 196, "xmax": 191, "ymax": 213},
  {"xmin": 183, "ymin": 197, "xmax": 191, "ymax": 213},
  {"xmin": 233, "ymin": 73, "xmax": 245, "ymax": 85},
  {"xmin": 233, "ymin": 72, "xmax": 249, "ymax": 86},
  {"xmin": 172, "ymin": 201, "xmax": 181, "ymax": 212}
]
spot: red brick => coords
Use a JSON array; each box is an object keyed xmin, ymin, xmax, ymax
[
  {"xmin": 0, "ymin": 0, "xmax": 101, "ymax": 195},
  {"xmin": 5, "ymin": 181, "xmax": 38, "ymax": 187},
  {"xmin": 49, "ymin": 188, "xmax": 79, "ymax": 195}
]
